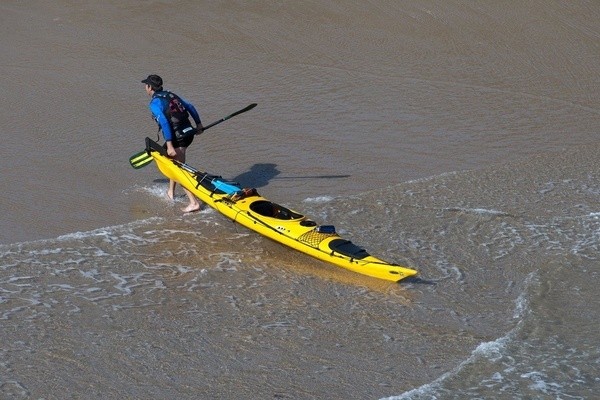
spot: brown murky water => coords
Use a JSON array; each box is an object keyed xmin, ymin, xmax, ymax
[{"xmin": 1, "ymin": 1, "xmax": 599, "ymax": 399}]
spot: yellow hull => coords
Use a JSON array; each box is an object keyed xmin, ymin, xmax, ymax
[{"xmin": 144, "ymin": 138, "xmax": 417, "ymax": 282}]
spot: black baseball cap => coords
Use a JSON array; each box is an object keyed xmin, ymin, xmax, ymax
[{"xmin": 141, "ymin": 74, "xmax": 163, "ymax": 90}]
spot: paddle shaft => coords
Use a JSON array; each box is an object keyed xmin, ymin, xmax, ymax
[{"xmin": 199, "ymin": 103, "xmax": 257, "ymax": 133}]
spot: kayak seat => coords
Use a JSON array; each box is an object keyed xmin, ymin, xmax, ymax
[
  {"xmin": 250, "ymin": 200, "xmax": 303, "ymax": 220},
  {"xmin": 328, "ymin": 239, "xmax": 370, "ymax": 260}
]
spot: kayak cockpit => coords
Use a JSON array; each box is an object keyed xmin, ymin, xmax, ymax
[{"xmin": 250, "ymin": 200, "xmax": 304, "ymax": 220}]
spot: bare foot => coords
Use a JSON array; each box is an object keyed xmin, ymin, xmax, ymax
[
  {"xmin": 166, "ymin": 190, "xmax": 174, "ymax": 201},
  {"xmin": 182, "ymin": 204, "xmax": 201, "ymax": 213}
]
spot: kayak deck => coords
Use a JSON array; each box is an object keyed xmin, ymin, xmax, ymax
[{"xmin": 143, "ymin": 137, "xmax": 417, "ymax": 282}]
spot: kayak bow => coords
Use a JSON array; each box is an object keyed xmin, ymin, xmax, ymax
[{"xmin": 139, "ymin": 137, "xmax": 417, "ymax": 282}]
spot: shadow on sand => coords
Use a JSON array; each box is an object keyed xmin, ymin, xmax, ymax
[
  {"xmin": 233, "ymin": 163, "xmax": 350, "ymax": 189},
  {"xmin": 153, "ymin": 163, "xmax": 350, "ymax": 192}
]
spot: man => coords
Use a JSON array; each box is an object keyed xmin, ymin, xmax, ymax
[{"xmin": 142, "ymin": 74, "xmax": 204, "ymax": 213}]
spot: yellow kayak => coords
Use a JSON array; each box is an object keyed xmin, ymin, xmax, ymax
[{"xmin": 137, "ymin": 137, "xmax": 417, "ymax": 282}]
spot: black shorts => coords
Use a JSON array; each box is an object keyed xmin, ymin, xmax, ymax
[{"xmin": 171, "ymin": 134, "xmax": 194, "ymax": 149}]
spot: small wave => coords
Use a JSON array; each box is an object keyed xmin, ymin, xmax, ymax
[
  {"xmin": 55, "ymin": 218, "xmax": 165, "ymax": 246},
  {"xmin": 444, "ymin": 207, "xmax": 511, "ymax": 217},
  {"xmin": 383, "ymin": 272, "xmax": 538, "ymax": 400},
  {"xmin": 404, "ymin": 171, "xmax": 462, "ymax": 185},
  {"xmin": 303, "ymin": 195, "xmax": 335, "ymax": 203},
  {"xmin": 137, "ymin": 183, "xmax": 182, "ymax": 203},
  {"xmin": 0, "ymin": 218, "xmax": 164, "ymax": 252}
]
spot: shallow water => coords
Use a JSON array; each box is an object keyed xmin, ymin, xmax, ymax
[{"xmin": 1, "ymin": 1, "xmax": 599, "ymax": 399}]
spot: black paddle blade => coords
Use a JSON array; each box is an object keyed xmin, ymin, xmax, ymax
[
  {"xmin": 228, "ymin": 103, "xmax": 257, "ymax": 119},
  {"xmin": 129, "ymin": 150, "xmax": 153, "ymax": 169}
]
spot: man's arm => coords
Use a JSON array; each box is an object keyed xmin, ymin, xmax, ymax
[{"xmin": 180, "ymin": 97, "xmax": 203, "ymax": 130}]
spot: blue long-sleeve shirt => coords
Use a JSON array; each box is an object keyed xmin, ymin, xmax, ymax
[{"xmin": 148, "ymin": 93, "xmax": 201, "ymax": 142}]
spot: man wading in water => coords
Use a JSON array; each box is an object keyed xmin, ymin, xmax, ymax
[{"xmin": 142, "ymin": 74, "xmax": 204, "ymax": 213}]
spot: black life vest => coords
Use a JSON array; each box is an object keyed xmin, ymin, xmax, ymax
[{"xmin": 153, "ymin": 91, "xmax": 195, "ymax": 139}]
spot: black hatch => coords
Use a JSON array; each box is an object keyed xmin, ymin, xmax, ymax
[{"xmin": 328, "ymin": 239, "xmax": 370, "ymax": 260}]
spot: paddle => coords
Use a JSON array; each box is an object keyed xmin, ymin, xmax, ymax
[
  {"xmin": 201, "ymin": 103, "xmax": 256, "ymax": 131},
  {"xmin": 129, "ymin": 149, "xmax": 155, "ymax": 169},
  {"xmin": 129, "ymin": 103, "xmax": 257, "ymax": 169}
]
